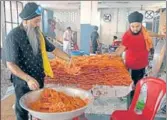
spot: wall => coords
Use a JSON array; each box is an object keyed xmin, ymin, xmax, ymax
[
  {"xmin": 1, "ymin": 2, "xmax": 5, "ymax": 48},
  {"xmin": 80, "ymin": 24, "xmax": 93, "ymax": 54},
  {"xmin": 42, "ymin": 9, "xmax": 54, "ymax": 37},
  {"xmin": 99, "ymin": 7, "xmax": 156, "ymax": 45},
  {"xmin": 99, "ymin": 8, "xmax": 129, "ymax": 45},
  {"xmin": 159, "ymin": 9, "xmax": 166, "ymax": 34},
  {"xmin": 53, "ymin": 9, "xmax": 80, "ymax": 47}
]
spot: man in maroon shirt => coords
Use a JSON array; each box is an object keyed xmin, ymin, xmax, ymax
[{"xmin": 111, "ymin": 11, "xmax": 165, "ymax": 101}]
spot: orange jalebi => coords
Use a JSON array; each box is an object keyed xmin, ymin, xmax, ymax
[
  {"xmin": 30, "ymin": 88, "xmax": 87, "ymax": 112},
  {"xmin": 46, "ymin": 54, "xmax": 132, "ymax": 90}
]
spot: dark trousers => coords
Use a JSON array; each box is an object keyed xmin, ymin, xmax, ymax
[
  {"xmin": 92, "ymin": 45, "xmax": 98, "ymax": 54},
  {"xmin": 130, "ymin": 68, "xmax": 145, "ymax": 102},
  {"xmin": 13, "ymin": 80, "xmax": 44, "ymax": 120},
  {"xmin": 13, "ymin": 82, "xmax": 30, "ymax": 120}
]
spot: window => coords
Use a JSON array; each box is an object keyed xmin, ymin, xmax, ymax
[{"xmin": 3, "ymin": 1, "xmax": 23, "ymax": 36}]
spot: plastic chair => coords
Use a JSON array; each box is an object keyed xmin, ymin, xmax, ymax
[{"xmin": 110, "ymin": 77, "xmax": 166, "ymax": 120}]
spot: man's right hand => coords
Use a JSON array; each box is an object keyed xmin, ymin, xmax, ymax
[
  {"xmin": 110, "ymin": 45, "xmax": 126, "ymax": 58},
  {"xmin": 52, "ymin": 48, "xmax": 71, "ymax": 62},
  {"xmin": 26, "ymin": 76, "xmax": 39, "ymax": 90},
  {"xmin": 6, "ymin": 62, "xmax": 40, "ymax": 91}
]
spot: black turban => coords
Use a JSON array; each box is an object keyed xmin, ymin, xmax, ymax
[
  {"xmin": 19, "ymin": 2, "xmax": 41, "ymax": 20},
  {"xmin": 128, "ymin": 11, "xmax": 143, "ymax": 23}
]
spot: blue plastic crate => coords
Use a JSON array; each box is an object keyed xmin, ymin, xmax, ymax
[{"xmin": 71, "ymin": 50, "xmax": 85, "ymax": 56}]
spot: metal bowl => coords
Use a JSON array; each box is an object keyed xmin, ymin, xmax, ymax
[{"xmin": 19, "ymin": 86, "xmax": 94, "ymax": 120}]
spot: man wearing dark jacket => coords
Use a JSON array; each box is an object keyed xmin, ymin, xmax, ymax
[
  {"xmin": 90, "ymin": 26, "xmax": 100, "ymax": 54},
  {"xmin": 4, "ymin": 2, "xmax": 70, "ymax": 120}
]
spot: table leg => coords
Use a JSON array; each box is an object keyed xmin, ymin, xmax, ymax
[
  {"xmin": 30, "ymin": 115, "xmax": 41, "ymax": 120},
  {"xmin": 127, "ymin": 93, "xmax": 131, "ymax": 109},
  {"xmin": 73, "ymin": 113, "xmax": 87, "ymax": 120},
  {"xmin": 127, "ymin": 69, "xmax": 132, "ymax": 109},
  {"xmin": 30, "ymin": 114, "xmax": 32, "ymax": 120}
]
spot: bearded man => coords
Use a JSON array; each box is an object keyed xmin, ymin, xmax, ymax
[
  {"xmin": 110, "ymin": 11, "xmax": 165, "ymax": 101},
  {"xmin": 3, "ymin": 2, "xmax": 70, "ymax": 120}
]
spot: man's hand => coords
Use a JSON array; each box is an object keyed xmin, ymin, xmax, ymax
[
  {"xmin": 7, "ymin": 62, "xmax": 40, "ymax": 90},
  {"xmin": 65, "ymin": 56, "xmax": 71, "ymax": 62},
  {"xmin": 148, "ymin": 31, "xmax": 166, "ymax": 38},
  {"xmin": 52, "ymin": 48, "xmax": 71, "ymax": 62},
  {"xmin": 111, "ymin": 45, "xmax": 126, "ymax": 58},
  {"xmin": 26, "ymin": 76, "xmax": 39, "ymax": 90},
  {"xmin": 159, "ymin": 34, "xmax": 166, "ymax": 39},
  {"xmin": 110, "ymin": 52, "xmax": 117, "ymax": 58}
]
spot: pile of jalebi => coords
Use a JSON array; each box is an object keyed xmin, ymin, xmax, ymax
[
  {"xmin": 30, "ymin": 88, "xmax": 87, "ymax": 112},
  {"xmin": 45, "ymin": 54, "xmax": 132, "ymax": 90}
]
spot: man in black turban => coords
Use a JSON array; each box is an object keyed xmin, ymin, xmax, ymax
[
  {"xmin": 128, "ymin": 11, "xmax": 143, "ymax": 35},
  {"xmin": 111, "ymin": 11, "xmax": 146, "ymax": 103},
  {"xmin": 110, "ymin": 11, "xmax": 165, "ymax": 104},
  {"xmin": 3, "ymin": 2, "xmax": 70, "ymax": 120}
]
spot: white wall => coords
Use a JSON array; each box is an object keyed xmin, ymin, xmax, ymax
[
  {"xmin": 99, "ymin": 8, "xmax": 129, "ymax": 45},
  {"xmin": 54, "ymin": 10, "xmax": 80, "ymax": 31},
  {"xmin": 53, "ymin": 9, "xmax": 80, "ymax": 47},
  {"xmin": 100, "ymin": 8, "xmax": 117, "ymax": 45},
  {"xmin": 1, "ymin": 1, "xmax": 5, "ymax": 48},
  {"xmin": 159, "ymin": 10, "xmax": 166, "ymax": 34},
  {"xmin": 99, "ymin": 7, "xmax": 158, "ymax": 45}
]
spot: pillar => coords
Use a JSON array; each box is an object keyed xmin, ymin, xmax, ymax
[
  {"xmin": 80, "ymin": 1, "xmax": 92, "ymax": 54},
  {"xmin": 80, "ymin": 1, "xmax": 98, "ymax": 54},
  {"xmin": 91, "ymin": 1, "xmax": 98, "ymax": 26}
]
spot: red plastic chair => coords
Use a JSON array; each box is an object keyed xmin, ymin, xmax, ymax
[{"xmin": 110, "ymin": 77, "xmax": 166, "ymax": 120}]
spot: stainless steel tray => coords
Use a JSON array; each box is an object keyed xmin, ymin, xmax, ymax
[{"xmin": 20, "ymin": 86, "xmax": 94, "ymax": 120}]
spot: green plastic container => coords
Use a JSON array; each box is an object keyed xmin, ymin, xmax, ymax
[{"xmin": 136, "ymin": 100, "xmax": 145, "ymax": 110}]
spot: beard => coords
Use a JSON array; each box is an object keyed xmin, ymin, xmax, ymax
[
  {"xmin": 25, "ymin": 25, "xmax": 40, "ymax": 56},
  {"xmin": 130, "ymin": 28, "xmax": 142, "ymax": 35}
]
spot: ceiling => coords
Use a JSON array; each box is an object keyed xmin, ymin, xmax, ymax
[
  {"xmin": 22, "ymin": 1, "xmax": 166, "ymax": 10},
  {"xmin": 99, "ymin": 1, "xmax": 166, "ymax": 7}
]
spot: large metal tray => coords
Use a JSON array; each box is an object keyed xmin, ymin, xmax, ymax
[{"xmin": 19, "ymin": 86, "xmax": 94, "ymax": 120}]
